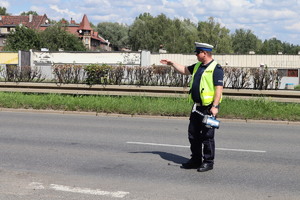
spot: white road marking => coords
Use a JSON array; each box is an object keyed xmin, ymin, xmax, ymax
[
  {"xmin": 28, "ymin": 182, "xmax": 45, "ymax": 190},
  {"xmin": 127, "ymin": 141, "xmax": 266, "ymax": 153},
  {"xmin": 127, "ymin": 141, "xmax": 188, "ymax": 148},
  {"xmin": 50, "ymin": 184, "xmax": 129, "ymax": 198},
  {"xmin": 215, "ymin": 147, "xmax": 266, "ymax": 153},
  {"xmin": 28, "ymin": 182, "xmax": 129, "ymax": 198}
]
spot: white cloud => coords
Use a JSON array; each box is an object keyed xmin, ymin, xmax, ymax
[
  {"xmin": 47, "ymin": 4, "xmax": 81, "ymax": 22},
  {"xmin": 0, "ymin": 0, "xmax": 9, "ymax": 8},
  {"xmin": 50, "ymin": 5, "xmax": 76, "ymax": 16},
  {"xmin": 83, "ymin": 0, "xmax": 111, "ymax": 8},
  {"xmin": 30, "ymin": 6, "xmax": 47, "ymax": 15},
  {"xmin": 181, "ymin": 0, "xmax": 199, "ymax": 8},
  {"xmin": 285, "ymin": 22, "xmax": 300, "ymax": 32},
  {"xmin": 272, "ymin": 9, "xmax": 298, "ymax": 19},
  {"xmin": 93, "ymin": 14, "xmax": 119, "ymax": 22},
  {"xmin": 162, "ymin": 0, "xmax": 168, "ymax": 6},
  {"xmin": 254, "ymin": 0, "xmax": 263, "ymax": 5}
]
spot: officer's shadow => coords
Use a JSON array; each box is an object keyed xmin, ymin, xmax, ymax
[{"xmin": 129, "ymin": 151, "xmax": 188, "ymax": 165}]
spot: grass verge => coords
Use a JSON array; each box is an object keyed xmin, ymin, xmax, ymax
[{"xmin": 0, "ymin": 92, "xmax": 299, "ymax": 121}]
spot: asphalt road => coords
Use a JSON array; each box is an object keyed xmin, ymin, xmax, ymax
[{"xmin": 0, "ymin": 111, "xmax": 299, "ymax": 200}]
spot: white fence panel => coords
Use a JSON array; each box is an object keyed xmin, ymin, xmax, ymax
[{"xmin": 151, "ymin": 54, "xmax": 300, "ymax": 69}]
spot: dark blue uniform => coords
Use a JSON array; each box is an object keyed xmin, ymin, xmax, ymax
[{"xmin": 186, "ymin": 60, "xmax": 223, "ymax": 167}]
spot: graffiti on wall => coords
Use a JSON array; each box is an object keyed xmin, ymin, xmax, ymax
[
  {"xmin": 122, "ymin": 53, "xmax": 141, "ymax": 65},
  {"xmin": 33, "ymin": 52, "xmax": 53, "ymax": 66}
]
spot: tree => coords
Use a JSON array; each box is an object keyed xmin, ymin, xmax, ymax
[
  {"xmin": 258, "ymin": 38, "xmax": 283, "ymax": 54},
  {"xmin": 280, "ymin": 42, "xmax": 300, "ymax": 54},
  {"xmin": 197, "ymin": 17, "xmax": 233, "ymax": 53},
  {"xmin": 4, "ymin": 24, "xmax": 86, "ymax": 51},
  {"xmin": 20, "ymin": 11, "xmax": 38, "ymax": 16},
  {"xmin": 96, "ymin": 22, "xmax": 129, "ymax": 50},
  {"xmin": 0, "ymin": 6, "xmax": 9, "ymax": 15},
  {"xmin": 40, "ymin": 24, "xmax": 86, "ymax": 51},
  {"xmin": 129, "ymin": 13, "xmax": 198, "ymax": 53},
  {"xmin": 180, "ymin": 19, "xmax": 199, "ymax": 52},
  {"xmin": 164, "ymin": 18, "xmax": 198, "ymax": 53},
  {"xmin": 90, "ymin": 22, "xmax": 96, "ymax": 29},
  {"xmin": 149, "ymin": 14, "xmax": 170, "ymax": 52},
  {"xmin": 129, "ymin": 13, "xmax": 155, "ymax": 52},
  {"xmin": 4, "ymin": 25, "xmax": 42, "ymax": 51},
  {"xmin": 232, "ymin": 29, "xmax": 262, "ymax": 54}
]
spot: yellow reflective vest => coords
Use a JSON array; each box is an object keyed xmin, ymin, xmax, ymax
[{"xmin": 189, "ymin": 61, "xmax": 222, "ymax": 105}]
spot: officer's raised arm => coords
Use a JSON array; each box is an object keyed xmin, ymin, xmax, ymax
[{"xmin": 160, "ymin": 59, "xmax": 191, "ymax": 75}]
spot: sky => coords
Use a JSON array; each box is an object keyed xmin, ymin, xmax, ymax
[{"xmin": 1, "ymin": 0, "xmax": 300, "ymax": 45}]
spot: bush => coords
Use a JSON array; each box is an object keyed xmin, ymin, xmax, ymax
[
  {"xmin": 223, "ymin": 67, "xmax": 251, "ymax": 89},
  {"xmin": 2, "ymin": 65, "xmax": 45, "ymax": 82},
  {"xmin": 53, "ymin": 64, "xmax": 85, "ymax": 84},
  {"xmin": 109, "ymin": 65, "xmax": 125, "ymax": 85},
  {"xmin": 0, "ymin": 63, "xmax": 280, "ymax": 89},
  {"xmin": 223, "ymin": 66, "xmax": 283, "ymax": 89},
  {"xmin": 84, "ymin": 64, "xmax": 112, "ymax": 86},
  {"xmin": 82, "ymin": 64, "xmax": 189, "ymax": 87},
  {"xmin": 19, "ymin": 66, "xmax": 45, "ymax": 82}
]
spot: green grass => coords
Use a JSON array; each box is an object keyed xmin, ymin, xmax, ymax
[
  {"xmin": 0, "ymin": 92, "xmax": 299, "ymax": 121},
  {"xmin": 219, "ymin": 97, "xmax": 300, "ymax": 121}
]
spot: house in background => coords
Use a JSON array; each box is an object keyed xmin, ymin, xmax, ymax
[
  {"xmin": 63, "ymin": 14, "xmax": 111, "ymax": 51},
  {"xmin": 0, "ymin": 14, "xmax": 111, "ymax": 51},
  {"xmin": 0, "ymin": 14, "xmax": 49, "ymax": 50}
]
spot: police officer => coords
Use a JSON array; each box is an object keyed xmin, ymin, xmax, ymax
[{"xmin": 160, "ymin": 42, "xmax": 223, "ymax": 172}]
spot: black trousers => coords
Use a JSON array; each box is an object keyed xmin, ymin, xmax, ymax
[{"xmin": 188, "ymin": 105, "xmax": 215, "ymax": 164}]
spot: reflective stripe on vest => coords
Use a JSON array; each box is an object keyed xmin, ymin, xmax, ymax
[{"xmin": 189, "ymin": 61, "xmax": 222, "ymax": 105}]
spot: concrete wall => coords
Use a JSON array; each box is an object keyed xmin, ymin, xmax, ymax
[{"xmin": 31, "ymin": 50, "xmax": 142, "ymax": 67}]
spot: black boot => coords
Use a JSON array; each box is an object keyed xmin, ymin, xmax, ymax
[
  {"xmin": 181, "ymin": 159, "xmax": 201, "ymax": 169},
  {"xmin": 197, "ymin": 163, "xmax": 213, "ymax": 172}
]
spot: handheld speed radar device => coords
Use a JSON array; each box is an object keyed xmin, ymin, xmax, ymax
[{"xmin": 192, "ymin": 104, "xmax": 220, "ymax": 129}]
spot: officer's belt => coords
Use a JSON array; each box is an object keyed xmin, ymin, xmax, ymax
[{"xmin": 195, "ymin": 103, "xmax": 211, "ymax": 107}]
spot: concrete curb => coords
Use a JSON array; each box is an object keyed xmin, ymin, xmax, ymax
[{"xmin": 1, "ymin": 108, "xmax": 299, "ymax": 125}]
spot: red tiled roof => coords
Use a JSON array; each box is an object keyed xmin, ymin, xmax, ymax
[
  {"xmin": 78, "ymin": 14, "xmax": 92, "ymax": 31},
  {"xmin": 0, "ymin": 14, "xmax": 48, "ymax": 29},
  {"xmin": 66, "ymin": 26, "xmax": 80, "ymax": 36}
]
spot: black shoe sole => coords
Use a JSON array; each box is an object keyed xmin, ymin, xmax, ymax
[
  {"xmin": 180, "ymin": 165, "xmax": 200, "ymax": 169},
  {"xmin": 197, "ymin": 167, "xmax": 213, "ymax": 172},
  {"xmin": 180, "ymin": 163, "xmax": 201, "ymax": 169}
]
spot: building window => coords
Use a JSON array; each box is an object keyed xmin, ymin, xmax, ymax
[{"xmin": 287, "ymin": 69, "xmax": 298, "ymax": 77}]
